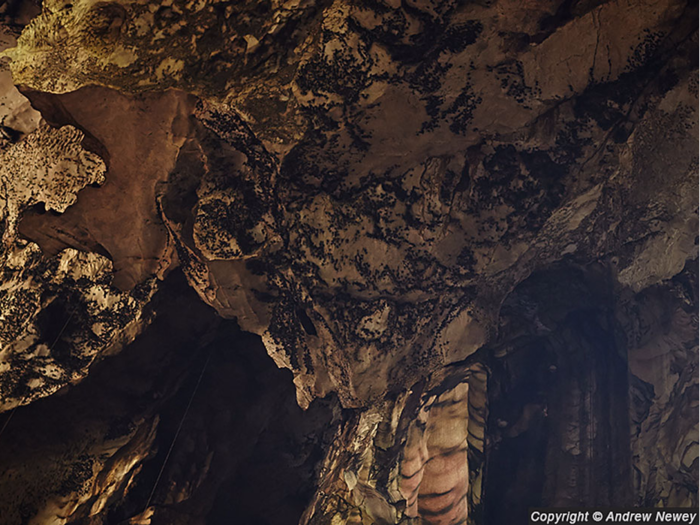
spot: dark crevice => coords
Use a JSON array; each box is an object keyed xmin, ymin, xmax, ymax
[
  {"xmin": 0, "ymin": 271, "xmax": 340, "ymax": 525},
  {"xmin": 483, "ymin": 264, "xmax": 634, "ymax": 522}
]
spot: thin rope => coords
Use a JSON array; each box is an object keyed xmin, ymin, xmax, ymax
[
  {"xmin": 0, "ymin": 401, "xmax": 18, "ymax": 439},
  {"xmin": 142, "ymin": 346, "xmax": 215, "ymax": 513},
  {"xmin": 0, "ymin": 305, "xmax": 78, "ymax": 440}
]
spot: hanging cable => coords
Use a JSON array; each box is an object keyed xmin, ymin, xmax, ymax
[{"xmin": 142, "ymin": 344, "xmax": 215, "ymax": 514}]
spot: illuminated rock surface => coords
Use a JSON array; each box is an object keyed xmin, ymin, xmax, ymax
[{"xmin": 0, "ymin": 0, "xmax": 696, "ymax": 523}]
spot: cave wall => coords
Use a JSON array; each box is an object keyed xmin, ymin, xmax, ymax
[
  {"xmin": 0, "ymin": 0, "xmax": 696, "ymax": 523},
  {"xmin": 484, "ymin": 265, "xmax": 633, "ymax": 522}
]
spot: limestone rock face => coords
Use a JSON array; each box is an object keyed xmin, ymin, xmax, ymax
[{"xmin": 0, "ymin": 0, "xmax": 696, "ymax": 524}]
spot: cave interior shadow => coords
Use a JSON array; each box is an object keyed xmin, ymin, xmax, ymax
[{"xmin": 483, "ymin": 263, "xmax": 633, "ymax": 523}]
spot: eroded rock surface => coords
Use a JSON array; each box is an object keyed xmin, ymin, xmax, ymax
[{"xmin": 0, "ymin": 0, "xmax": 697, "ymax": 523}]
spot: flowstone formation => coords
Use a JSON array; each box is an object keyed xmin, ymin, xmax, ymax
[{"xmin": 0, "ymin": 0, "xmax": 697, "ymax": 524}]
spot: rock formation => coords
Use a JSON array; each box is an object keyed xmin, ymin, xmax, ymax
[{"xmin": 0, "ymin": 0, "xmax": 697, "ymax": 523}]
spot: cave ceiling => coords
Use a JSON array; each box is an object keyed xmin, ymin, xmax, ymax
[{"xmin": 0, "ymin": 0, "xmax": 697, "ymax": 524}]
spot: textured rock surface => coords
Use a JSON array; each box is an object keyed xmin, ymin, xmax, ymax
[{"xmin": 0, "ymin": 0, "xmax": 696, "ymax": 523}]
